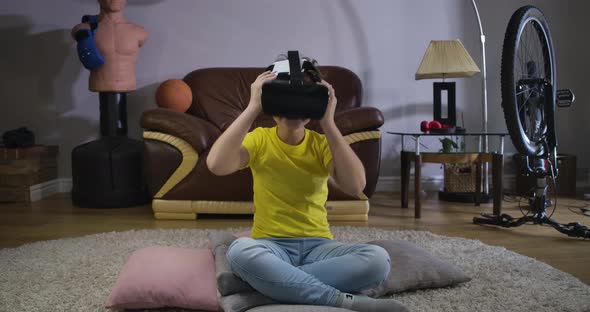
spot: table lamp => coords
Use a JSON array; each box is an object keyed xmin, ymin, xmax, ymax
[{"xmin": 415, "ymin": 39, "xmax": 480, "ymax": 128}]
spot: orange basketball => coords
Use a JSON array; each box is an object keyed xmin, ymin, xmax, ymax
[{"xmin": 155, "ymin": 79, "xmax": 193, "ymax": 112}]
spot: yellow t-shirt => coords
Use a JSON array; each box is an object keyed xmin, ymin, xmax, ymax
[{"xmin": 242, "ymin": 126, "xmax": 333, "ymax": 239}]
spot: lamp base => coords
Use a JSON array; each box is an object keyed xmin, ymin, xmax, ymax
[{"xmin": 433, "ymin": 82, "xmax": 456, "ymax": 126}]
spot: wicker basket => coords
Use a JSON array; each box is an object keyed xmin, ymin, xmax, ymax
[{"xmin": 444, "ymin": 163, "xmax": 477, "ymax": 193}]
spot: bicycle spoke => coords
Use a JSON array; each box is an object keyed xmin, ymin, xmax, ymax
[
  {"xmin": 516, "ymin": 87, "xmax": 542, "ymax": 97},
  {"xmin": 519, "ymin": 89, "xmax": 535, "ymax": 114},
  {"xmin": 513, "ymin": 17, "xmax": 553, "ymax": 146}
]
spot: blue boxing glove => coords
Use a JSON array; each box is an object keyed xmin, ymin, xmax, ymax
[
  {"xmin": 75, "ymin": 15, "xmax": 104, "ymax": 70},
  {"xmin": 81, "ymin": 15, "xmax": 99, "ymax": 24}
]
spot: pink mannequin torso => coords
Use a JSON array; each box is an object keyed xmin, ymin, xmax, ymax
[{"xmin": 72, "ymin": 10, "xmax": 148, "ymax": 92}]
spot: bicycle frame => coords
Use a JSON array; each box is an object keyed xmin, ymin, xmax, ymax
[
  {"xmin": 477, "ymin": 5, "xmax": 589, "ymax": 239},
  {"xmin": 475, "ymin": 80, "xmax": 589, "ymax": 238},
  {"xmin": 517, "ymin": 79, "xmax": 558, "ymax": 179}
]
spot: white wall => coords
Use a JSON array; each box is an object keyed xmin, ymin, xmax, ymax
[
  {"xmin": 1, "ymin": 0, "xmax": 587, "ymax": 187},
  {"xmin": 463, "ymin": 0, "xmax": 590, "ymax": 186},
  {"xmin": 549, "ymin": 0, "xmax": 590, "ymax": 185}
]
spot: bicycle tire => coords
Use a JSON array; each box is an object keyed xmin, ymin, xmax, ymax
[{"xmin": 501, "ymin": 5, "xmax": 556, "ymax": 156}]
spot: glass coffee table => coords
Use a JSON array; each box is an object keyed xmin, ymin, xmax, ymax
[{"xmin": 387, "ymin": 132, "xmax": 508, "ymax": 218}]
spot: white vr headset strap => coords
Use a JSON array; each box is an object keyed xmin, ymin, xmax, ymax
[{"xmin": 271, "ymin": 59, "xmax": 307, "ymax": 75}]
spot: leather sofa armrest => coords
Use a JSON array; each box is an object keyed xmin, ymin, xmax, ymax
[
  {"xmin": 141, "ymin": 108, "xmax": 221, "ymax": 154},
  {"xmin": 308, "ymin": 107, "xmax": 384, "ymax": 135},
  {"xmin": 334, "ymin": 107, "xmax": 384, "ymax": 135}
]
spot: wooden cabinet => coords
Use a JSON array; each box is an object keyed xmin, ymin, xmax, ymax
[{"xmin": 0, "ymin": 146, "xmax": 59, "ymax": 202}]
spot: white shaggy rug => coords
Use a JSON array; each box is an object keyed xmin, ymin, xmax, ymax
[{"xmin": 0, "ymin": 226, "xmax": 589, "ymax": 312}]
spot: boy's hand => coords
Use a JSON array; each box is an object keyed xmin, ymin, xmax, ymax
[
  {"xmin": 319, "ymin": 80, "xmax": 337, "ymax": 128},
  {"xmin": 248, "ymin": 71, "xmax": 276, "ymax": 114}
]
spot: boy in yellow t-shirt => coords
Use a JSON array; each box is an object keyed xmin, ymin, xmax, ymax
[{"xmin": 206, "ymin": 58, "xmax": 406, "ymax": 312}]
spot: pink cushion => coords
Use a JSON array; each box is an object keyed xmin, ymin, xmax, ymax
[{"xmin": 105, "ymin": 246, "xmax": 220, "ymax": 311}]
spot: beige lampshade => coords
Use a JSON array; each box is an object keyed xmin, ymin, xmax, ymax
[{"xmin": 415, "ymin": 39, "xmax": 480, "ymax": 80}]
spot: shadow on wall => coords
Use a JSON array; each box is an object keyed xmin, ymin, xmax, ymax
[
  {"xmin": 0, "ymin": 15, "xmax": 99, "ymax": 178},
  {"xmin": 333, "ymin": 0, "xmax": 371, "ymax": 104},
  {"xmin": 126, "ymin": 82, "xmax": 159, "ymax": 140},
  {"xmin": 74, "ymin": 0, "xmax": 166, "ymax": 6},
  {"xmin": 459, "ymin": 1, "xmax": 514, "ymax": 139},
  {"xmin": 379, "ymin": 102, "xmax": 432, "ymax": 176}
]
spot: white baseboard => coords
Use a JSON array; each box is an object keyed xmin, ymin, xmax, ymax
[
  {"xmin": 375, "ymin": 175, "xmax": 518, "ymax": 193},
  {"xmin": 375, "ymin": 176, "xmax": 442, "ymax": 193},
  {"xmin": 29, "ymin": 178, "xmax": 72, "ymax": 202},
  {"xmin": 375, "ymin": 173, "xmax": 590, "ymax": 194},
  {"xmin": 39, "ymin": 174, "xmax": 590, "ymax": 201},
  {"xmin": 58, "ymin": 178, "xmax": 73, "ymax": 193}
]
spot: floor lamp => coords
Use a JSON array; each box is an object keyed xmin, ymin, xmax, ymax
[{"xmin": 471, "ymin": 0, "xmax": 490, "ymax": 194}]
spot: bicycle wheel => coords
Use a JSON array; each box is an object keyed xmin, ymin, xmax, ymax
[{"xmin": 501, "ymin": 6, "xmax": 556, "ymax": 156}]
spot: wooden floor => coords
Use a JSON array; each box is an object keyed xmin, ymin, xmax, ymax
[{"xmin": 1, "ymin": 192, "xmax": 589, "ymax": 285}]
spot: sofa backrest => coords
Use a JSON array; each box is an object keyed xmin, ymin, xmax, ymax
[{"xmin": 182, "ymin": 66, "xmax": 363, "ymax": 131}]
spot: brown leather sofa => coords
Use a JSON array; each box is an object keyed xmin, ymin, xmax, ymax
[{"xmin": 140, "ymin": 66, "xmax": 384, "ymax": 221}]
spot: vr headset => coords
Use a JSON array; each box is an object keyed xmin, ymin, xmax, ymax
[{"xmin": 261, "ymin": 51, "xmax": 329, "ymax": 119}]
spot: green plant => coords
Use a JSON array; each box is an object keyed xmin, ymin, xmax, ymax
[
  {"xmin": 439, "ymin": 138, "xmax": 458, "ymax": 153},
  {"xmin": 438, "ymin": 136, "xmax": 466, "ymax": 153}
]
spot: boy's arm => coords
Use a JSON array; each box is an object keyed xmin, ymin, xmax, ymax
[
  {"xmin": 319, "ymin": 81, "xmax": 366, "ymax": 196},
  {"xmin": 206, "ymin": 107, "xmax": 257, "ymax": 176},
  {"xmin": 206, "ymin": 71, "xmax": 276, "ymax": 176}
]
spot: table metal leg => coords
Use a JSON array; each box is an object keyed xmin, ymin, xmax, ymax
[
  {"xmin": 414, "ymin": 154, "xmax": 422, "ymax": 219},
  {"xmin": 401, "ymin": 152, "xmax": 410, "ymax": 209},
  {"xmin": 492, "ymin": 153, "xmax": 503, "ymax": 216},
  {"xmin": 475, "ymin": 161, "xmax": 482, "ymax": 206}
]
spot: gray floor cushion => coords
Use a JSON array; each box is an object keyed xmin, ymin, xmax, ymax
[
  {"xmin": 208, "ymin": 231, "xmax": 470, "ymax": 311},
  {"xmin": 245, "ymin": 304, "xmax": 353, "ymax": 312},
  {"xmin": 361, "ymin": 240, "xmax": 471, "ymax": 297}
]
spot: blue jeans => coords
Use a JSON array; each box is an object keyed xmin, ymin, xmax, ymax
[{"xmin": 226, "ymin": 237, "xmax": 391, "ymax": 306}]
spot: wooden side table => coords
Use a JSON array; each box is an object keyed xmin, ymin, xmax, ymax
[
  {"xmin": 401, "ymin": 151, "xmax": 503, "ymax": 218},
  {"xmin": 389, "ymin": 132, "xmax": 507, "ymax": 219}
]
